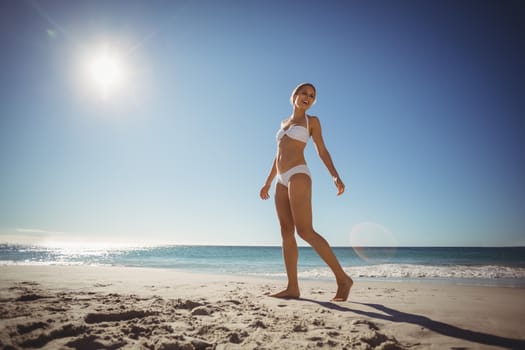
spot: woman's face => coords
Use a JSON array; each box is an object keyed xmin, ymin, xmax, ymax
[{"xmin": 293, "ymin": 85, "xmax": 316, "ymax": 111}]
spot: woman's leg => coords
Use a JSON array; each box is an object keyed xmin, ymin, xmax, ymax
[
  {"xmin": 288, "ymin": 174, "xmax": 353, "ymax": 301},
  {"xmin": 272, "ymin": 182, "xmax": 300, "ymax": 298}
]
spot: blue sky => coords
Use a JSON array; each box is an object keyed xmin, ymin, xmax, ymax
[{"xmin": 1, "ymin": 0, "xmax": 524, "ymax": 247}]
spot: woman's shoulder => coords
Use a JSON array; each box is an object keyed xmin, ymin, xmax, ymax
[{"xmin": 307, "ymin": 115, "xmax": 321, "ymax": 125}]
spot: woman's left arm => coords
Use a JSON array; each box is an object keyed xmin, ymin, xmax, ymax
[{"xmin": 310, "ymin": 116, "xmax": 345, "ymax": 196}]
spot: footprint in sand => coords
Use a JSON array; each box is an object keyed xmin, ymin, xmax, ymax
[
  {"xmin": 85, "ymin": 310, "xmax": 157, "ymax": 324},
  {"xmin": 66, "ymin": 335, "xmax": 127, "ymax": 349},
  {"xmin": 19, "ymin": 324, "xmax": 88, "ymax": 348},
  {"xmin": 16, "ymin": 293, "xmax": 48, "ymax": 302},
  {"xmin": 16, "ymin": 322, "xmax": 48, "ymax": 335}
]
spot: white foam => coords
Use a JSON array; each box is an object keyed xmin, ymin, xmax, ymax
[
  {"xmin": 359, "ymin": 264, "xmax": 525, "ymax": 279},
  {"xmin": 252, "ymin": 264, "xmax": 525, "ymax": 281},
  {"xmin": 348, "ymin": 264, "xmax": 525, "ymax": 280}
]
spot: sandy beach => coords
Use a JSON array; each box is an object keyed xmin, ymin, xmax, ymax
[{"xmin": 1, "ymin": 265, "xmax": 524, "ymax": 350}]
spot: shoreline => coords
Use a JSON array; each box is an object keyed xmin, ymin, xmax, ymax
[
  {"xmin": 1, "ymin": 265, "xmax": 525, "ymax": 349},
  {"xmin": 2, "ymin": 261, "xmax": 525, "ymax": 289}
]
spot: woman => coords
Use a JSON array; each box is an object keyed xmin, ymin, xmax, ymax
[{"xmin": 259, "ymin": 82, "xmax": 353, "ymax": 301}]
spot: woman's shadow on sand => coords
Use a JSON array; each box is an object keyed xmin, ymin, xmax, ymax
[{"xmin": 300, "ymin": 298, "xmax": 525, "ymax": 349}]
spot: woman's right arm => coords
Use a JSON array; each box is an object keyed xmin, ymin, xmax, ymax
[{"xmin": 259, "ymin": 157, "xmax": 277, "ymax": 200}]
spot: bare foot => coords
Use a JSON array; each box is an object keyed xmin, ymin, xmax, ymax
[
  {"xmin": 269, "ymin": 288, "xmax": 300, "ymax": 299},
  {"xmin": 331, "ymin": 276, "xmax": 353, "ymax": 302}
]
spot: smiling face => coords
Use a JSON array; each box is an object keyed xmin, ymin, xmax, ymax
[{"xmin": 291, "ymin": 83, "xmax": 316, "ymax": 111}]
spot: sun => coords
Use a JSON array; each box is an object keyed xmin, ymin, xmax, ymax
[{"xmin": 85, "ymin": 46, "xmax": 126, "ymax": 99}]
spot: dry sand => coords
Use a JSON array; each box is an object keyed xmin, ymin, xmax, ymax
[{"xmin": 1, "ymin": 265, "xmax": 524, "ymax": 349}]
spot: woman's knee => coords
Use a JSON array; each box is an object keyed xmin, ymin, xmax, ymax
[
  {"xmin": 280, "ymin": 225, "xmax": 295, "ymax": 239},
  {"xmin": 296, "ymin": 226, "xmax": 315, "ymax": 242}
]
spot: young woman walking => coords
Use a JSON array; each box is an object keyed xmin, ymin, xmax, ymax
[{"xmin": 259, "ymin": 83, "xmax": 353, "ymax": 301}]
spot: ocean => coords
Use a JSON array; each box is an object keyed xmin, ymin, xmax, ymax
[{"xmin": 1, "ymin": 244, "xmax": 524, "ymax": 287}]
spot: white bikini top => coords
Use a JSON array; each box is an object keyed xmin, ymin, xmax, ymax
[{"xmin": 276, "ymin": 115, "xmax": 310, "ymax": 144}]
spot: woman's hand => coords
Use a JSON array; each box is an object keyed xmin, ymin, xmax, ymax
[
  {"xmin": 334, "ymin": 177, "xmax": 345, "ymax": 196},
  {"xmin": 259, "ymin": 184, "xmax": 271, "ymax": 200}
]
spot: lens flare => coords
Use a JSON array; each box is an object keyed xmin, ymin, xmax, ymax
[{"xmin": 349, "ymin": 222, "xmax": 397, "ymax": 263}]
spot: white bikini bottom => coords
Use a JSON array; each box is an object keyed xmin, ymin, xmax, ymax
[{"xmin": 276, "ymin": 164, "xmax": 311, "ymax": 188}]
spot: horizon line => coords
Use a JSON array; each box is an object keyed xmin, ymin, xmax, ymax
[{"xmin": 0, "ymin": 240, "xmax": 523, "ymax": 249}]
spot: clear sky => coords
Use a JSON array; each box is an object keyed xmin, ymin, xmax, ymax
[{"xmin": 1, "ymin": 0, "xmax": 524, "ymax": 247}]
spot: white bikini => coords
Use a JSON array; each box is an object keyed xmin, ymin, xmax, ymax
[{"xmin": 275, "ymin": 115, "xmax": 311, "ymax": 187}]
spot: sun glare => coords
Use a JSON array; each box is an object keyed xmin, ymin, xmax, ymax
[{"xmin": 85, "ymin": 46, "xmax": 126, "ymax": 99}]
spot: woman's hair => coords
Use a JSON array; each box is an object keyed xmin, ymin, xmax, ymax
[{"xmin": 290, "ymin": 82, "xmax": 317, "ymax": 106}]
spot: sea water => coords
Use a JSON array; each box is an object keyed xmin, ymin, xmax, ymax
[{"xmin": 1, "ymin": 244, "xmax": 524, "ymax": 287}]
